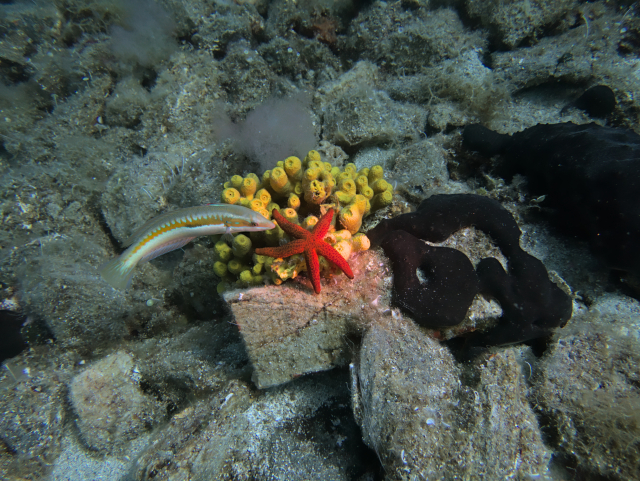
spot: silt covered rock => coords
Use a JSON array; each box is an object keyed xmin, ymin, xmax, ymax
[{"xmin": 352, "ymin": 319, "xmax": 551, "ymax": 479}]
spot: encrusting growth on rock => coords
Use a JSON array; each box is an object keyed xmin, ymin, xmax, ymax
[{"xmin": 214, "ymin": 150, "xmax": 392, "ymax": 292}]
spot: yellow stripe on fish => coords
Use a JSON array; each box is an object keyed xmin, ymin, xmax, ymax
[{"xmin": 99, "ymin": 204, "xmax": 275, "ymax": 290}]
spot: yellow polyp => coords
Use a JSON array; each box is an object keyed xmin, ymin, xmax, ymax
[
  {"xmin": 368, "ymin": 165, "xmax": 384, "ymax": 183},
  {"xmin": 230, "ymin": 175, "xmax": 243, "ymax": 190},
  {"xmin": 372, "ymin": 190, "xmax": 393, "ymax": 211},
  {"xmin": 359, "ymin": 167, "xmax": 370, "ymax": 178},
  {"xmin": 330, "ymin": 166, "xmax": 341, "ymax": 178},
  {"xmin": 216, "ymin": 281, "xmax": 227, "ymax": 294},
  {"xmin": 294, "ymin": 182, "xmax": 303, "ymax": 196},
  {"xmin": 270, "ymin": 167, "xmax": 293, "ymax": 195},
  {"xmin": 361, "ymin": 186, "xmax": 374, "ymax": 200},
  {"xmin": 223, "ymin": 181, "xmax": 231, "ymax": 189},
  {"xmin": 266, "ymin": 202, "xmax": 279, "ymax": 213},
  {"xmin": 281, "ymin": 208, "xmax": 299, "ymax": 224},
  {"xmin": 336, "ymin": 171, "xmax": 351, "ymax": 184},
  {"xmin": 249, "ymin": 199, "xmax": 264, "ymax": 212},
  {"xmin": 370, "ymin": 178, "xmax": 390, "ymax": 194},
  {"xmin": 227, "ymin": 258, "xmax": 246, "ymax": 275},
  {"xmin": 304, "ymin": 179, "xmax": 328, "ymax": 204},
  {"xmin": 302, "ymin": 215, "xmax": 319, "ymax": 230},
  {"xmin": 255, "ymin": 188, "xmax": 271, "ymax": 206},
  {"xmin": 334, "ymin": 229, "xmax": 352, "ymax": 241},
  {"xmin": 325, "ymin": 229, "xmax": 351, "ymax": 245},
  {"xmin": 241, "ymin": 177, "xmax": 257, "ymax": 198},
  {"xmin": 339, "ymin": 178, "xmax": 357, "ymax": 195},
  {"xmin": 213, "ymin": 261, "xmax": 228, "ymax": 277},
  {"xmin": 238, "ymin": 269, "xmax": 253, "ymax": 285},
  {"xmin": 352, "ymin": 233, "xmax": 371, "ymax": 252},
  {"xmin": 333, "ymin": 240, "xmax": 353, "ymax": 261},
  {"xmin": 239, "ymin": 197, "xmax": 251, "ymax": 207},
  {"xmin": 253, "ymin": 253, "xmax": 268, "ymax": 265},
  {"xmin": 320, "ymin": 170, "xmax": 335, "ymax": 188},
  {"xmin": 344, "ymin": 163, "xmax": 357, "ymax": 177},
  {"xmin": 323, "ymin": 162, "xmax": 332, "ymax": 171},
  {"xmin": 333, "ymin": 190, "xmax": 355, "ymax": 205},
  {"xmin": 222, "ymin": 187, "xmax": 241, "ymax": 204},
  {"xmin": 232, "ymin": 234, "xmax": 252, "ymax": 258},
  {"xmin": 284, "ymin": 156, "xmax": 302, "ymax": 181},
  {"xmin": 270, "ymin": 167, "xmax": 288, "ymax": 189},
  {"xmin": 354, "ymin": 175, "xmax": 368, "ymax": 193},
  {"xmin": 258, "ymin": 208, "xmax": 270, "ymax": 220},
  {"xmin": 252, "ymin": 275, "xmax": 265, "ymax": 285},
  {"xmin": 307, "ymin": 160, "xmax": 324, "ymax": 171},
  {"xmin": 252, "ymin": 262, "xmax": 265, "ymax": 275},
  {"xmin": 276, "ymin": 160, "xmax": 284, "ymax": 168},
  {"xmin": 353, "ymin": 194, "xmax": 369, "ymax": 215},
  {"xmin": 339, "ymin": 203, "xmax": 365, "ymax": 234},
  {"xmin": 262, "ymin": 170, "xmax": 271, "ymax": 186},
  {"xmin": 246, "ymin": 172, "xmax": 260, "ymax": 183},
  {"xmin": 287, "ymin": 193, "xmax": 301, "ymax": 211},
  {"xmin": 304, "ymin": 150, "xmax": 321, "ymax": 166},
  {"xmin": 214, "ymin": 241, "xmax": 233, "ymax": 262},
  {"xmin": 303, "ymin": 166, "xmax": 322, "ymax": 183}
]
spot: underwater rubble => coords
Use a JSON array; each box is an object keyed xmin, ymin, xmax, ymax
[{"xmin": 1, "ymin": 0, "xmax": 640, "ymax": 479}]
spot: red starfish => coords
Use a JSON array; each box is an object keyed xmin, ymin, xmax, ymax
[{"xmin": 255, "ymin": 208, "xmax": 354, "ymax": 294}]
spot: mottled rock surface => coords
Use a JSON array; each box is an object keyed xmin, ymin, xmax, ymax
[
  {"xmin": 533, "ymin": 294, "xmax": 640, "ymax": 480},
  {"xmin": 466, "ymin": 0, "xmax": 578, "ymax": 48},
  {"xmin": 0, "ymin": 347, "xmax": 66, "ymax": 479},
  {"xmin": 353, "ymin": 319, "xmax": 551, "ymax": 479},
  {"xmin": 69, "ymin": 351, "xmax": 165, "ymax": 453},
  {"xmin": 18, "ymin": 235, "xmax": 134, "ymax": 350},
  {"xmin": 131, "ymin": 372, "xmax": 378, "ymax": 480}
]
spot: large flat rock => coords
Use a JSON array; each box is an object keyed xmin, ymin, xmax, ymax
[{"xmin": 224, "ymin": 250, "xmax": 393, "ymax": 388}]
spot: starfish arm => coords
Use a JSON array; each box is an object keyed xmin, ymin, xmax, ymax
[
  {"xmin": 311, "ymin": 208, "xmax": 335, "ymax": 239},
  {"xmin": 271, "ymin": 209, "xmax": 311, "ymax": 239},
  {"xmin": 255, "ymin": 239, "xmax": 306, "ymax": 258},
  {"xmin": 316, "ymin": 242, "xmax": 355, "ymax": 279},
  {"xmin": 304, "ymin": 247, "xmax": 322, "ymax": 294}
]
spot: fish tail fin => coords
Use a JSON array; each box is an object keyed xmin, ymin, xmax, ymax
[{"xmin": 98, "ymin": 256, "xmax": 136, "ymax": 290}]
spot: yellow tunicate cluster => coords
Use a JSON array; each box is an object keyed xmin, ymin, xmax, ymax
[{"xmin": 214, "ymin": 149, "xmax": 395, "ymax": 293}]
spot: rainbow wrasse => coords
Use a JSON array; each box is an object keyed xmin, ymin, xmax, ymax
[{"xmin": 98, "ymin": 204, "xmax": 275, "ymax": 290}]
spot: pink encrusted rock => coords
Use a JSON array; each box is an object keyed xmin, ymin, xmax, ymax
[{"xmin": 223, "ymin": 250, "xmax": 393, "ymax": 388}]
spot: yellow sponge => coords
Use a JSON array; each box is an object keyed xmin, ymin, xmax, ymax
[
  {"xmin": 240, "ymin": 177, "xmax": 257, "ymax": 198},
  {"xmin": 255, "ymin": 188, "xmax": 271, "ymax": 206},
  {"xmin": 214, "ymin": 241, "xmax": 233, "ymax": 262},
  {"xmin": 368, "ymin": 165, "xmax": 384, "ymax": 183},
  {"xmin": 287, "ymin": 193, "xmax": 301, "ymax": 211},
  {"xmin": 304, "ymin": 150, "xmax": 321, "ymax": 166},
  {"xmin": 372, "ymin": 190, "xmax": 393, "ymax": 210},
  {"xmin": 213, "ymin": 261, "xmax": 228, "ymax": 277},
  {"xmin": 270, "ymin": 167, "xmax": 293, "ymax": 196},
  {"xmin": 232, "ymin": 234, "xmax": 252, "ymax": 258},
  {"xmin": 222, "ymin": 188, "xmax": 241, "ymax": 204},
  {"xmin": 230, "ymin": 175, "xmax": 244, "ymax": 190},
  {"xmin": 284, "ymin": 156, "xmax": 302, "ymax": 182}
]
